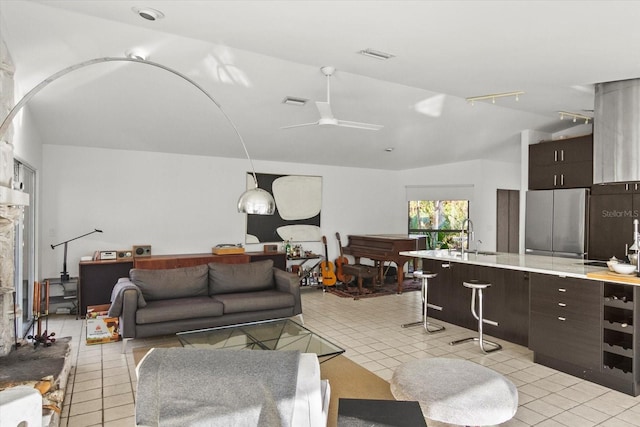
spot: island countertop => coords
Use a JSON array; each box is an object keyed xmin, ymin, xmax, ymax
[{"xmin": 400, "ymin": 249, "xmax": 640, "ymax": 285}]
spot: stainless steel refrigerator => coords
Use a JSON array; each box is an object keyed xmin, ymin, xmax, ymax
[{"xmin": 525, "ymin": 188, "xmax": 589, "ymax": 258}]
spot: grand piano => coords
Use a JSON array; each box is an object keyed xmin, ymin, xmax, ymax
[{"xmin": 343, "ymin": 234, "xmax": 426, "ymax": 293}]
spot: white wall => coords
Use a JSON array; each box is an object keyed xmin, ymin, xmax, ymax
[
  {"xmin": 40, "ymin": 145, "xmax": 404, "ymax": 278},
  {"xmin": 399, "ymin": 158, "xmax": 522, "ymax": 251}
]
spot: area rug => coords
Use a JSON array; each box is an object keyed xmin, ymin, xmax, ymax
[
  {"xmin": 132, "ymin": 348, "xmax": 393, "ymax": 427},
  {"xmin": 326, "ymin": 278, "xmax": 421, "ymax": 299}
]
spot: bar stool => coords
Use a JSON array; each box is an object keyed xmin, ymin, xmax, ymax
[
  {"xmin": 401, "ymin": 271, "xmax": 445, "ymax": 333},
  {"xmin": 450, "ymin": 279, "xmax": 501, "ymax": 353}
]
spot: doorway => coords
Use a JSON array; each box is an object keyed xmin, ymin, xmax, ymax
[{"xmin": 14, "ymin": 160, "xmax": 36, "ymax": 336}]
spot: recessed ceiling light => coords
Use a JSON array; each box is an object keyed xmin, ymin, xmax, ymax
[
  {"xmin": 385, "ymin": 147, "xmax": 394, "ymax": 152},
  {"xmin": 132, "ymin": 7, "xmax": 165, "ymax": 21},
  {"xmin": 282, "ymin": 96, "xmax": 308, "ymax": 106},
  {"xmin": 358, "ymin": 48, "xmax": 395, "ymax": 60}
]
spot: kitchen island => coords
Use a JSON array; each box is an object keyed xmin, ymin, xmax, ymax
[{"xmin": 400, "ymin": 249, "xmax": 640, "ymax": 396}]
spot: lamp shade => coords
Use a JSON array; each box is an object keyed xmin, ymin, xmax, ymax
[{"xmin": 237, "ymin": 187, "xmax": 276, "ymax": 215}]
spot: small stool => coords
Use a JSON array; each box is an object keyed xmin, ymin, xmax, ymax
[
  {"xmin": 401, "ymin": 271, "xmax": 445, "ymax": 333},
  {"xmin": 450, "ymin": 279, "xmax": 501, "ymax": 353},
  {"xmin": 341, "ymin": 264, "xmax": 378, "ymax": 295},
  {"xmin": 390, "ymin": 358, "xmax": 518, "ymax": 426}
]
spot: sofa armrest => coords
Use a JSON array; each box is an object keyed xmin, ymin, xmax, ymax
[
  {"xmin": 120, "ymin": 289, "xmax": 139, "ymax": 339},
  {"xmin": 273, "ymin": 268, "xmax": 302, "ymax": 315}
]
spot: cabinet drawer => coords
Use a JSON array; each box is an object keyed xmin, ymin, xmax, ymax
[
  {"xmin": 530, "ymin": 311, "xmax": 601, "ymax": 369},
  {"xmin": 530, "ymin": 288, "xmax": 600, "ymax": 320}
]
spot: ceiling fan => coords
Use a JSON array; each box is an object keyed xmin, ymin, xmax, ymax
[{"xmin": 281, "ymin": 66, "xmax": 383, "ymax": 131}]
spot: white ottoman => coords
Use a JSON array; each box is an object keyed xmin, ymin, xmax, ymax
[{"xmin": 390, "ymin": 358, "xmax": 518, "ymax": 426}]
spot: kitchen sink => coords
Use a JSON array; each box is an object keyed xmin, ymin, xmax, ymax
[{"xmin": 475, "ymin": 251, "xmax": 498, "ymax": 256}]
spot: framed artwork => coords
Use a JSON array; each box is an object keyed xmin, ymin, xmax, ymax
[{"xmin": 245, "ymin": 172, "xmax": 322, "ymax": 243}]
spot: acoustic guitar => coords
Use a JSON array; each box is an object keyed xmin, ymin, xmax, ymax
[
  {"xmin": 335, "ymin": 232, "xmax": 353, "ymax": 283},
  {"xmin": 320, "ymin": 236, "xmax": 337, "ymax": 286}
]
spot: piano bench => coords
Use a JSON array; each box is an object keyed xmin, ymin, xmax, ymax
[{"xmin": 342, "ymin": 264, "xmax": 379, "ymax": 294}]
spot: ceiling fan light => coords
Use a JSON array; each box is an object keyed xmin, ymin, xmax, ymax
[{"xmin": 237, "ymin": 188, "xmax": 276, "ymax": 215}]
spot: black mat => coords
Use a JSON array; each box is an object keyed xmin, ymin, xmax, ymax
[
  {"xmin": 338, "ymin": 398, "xmax": 427, "ymax": 427},
  {"xmin": 0, "ymin": 337, "xmax": 71, "ymax": 385}
]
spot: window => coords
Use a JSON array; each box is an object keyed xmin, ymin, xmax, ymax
[{"xmin": 408, "ymin": 200, "xmax": 469, "ymax": 249}]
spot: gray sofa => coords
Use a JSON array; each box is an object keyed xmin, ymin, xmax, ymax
[{"xmin": 109, "ymin": 259, "xmax": 302, "ymax": 345}]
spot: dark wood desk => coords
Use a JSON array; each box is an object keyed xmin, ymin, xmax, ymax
[{"xmin": 343, "ymin": 234, "xmax": 426, "ymax": 293}]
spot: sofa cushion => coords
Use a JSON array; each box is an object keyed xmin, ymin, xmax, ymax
[
  {"xmin": 131, "ymin": 265, "xmax": 208, "ymax": 301},
  {"xmin": 136, "ymin": 297, "xmax": 224, "ymax": 324},
  {"xmin": 208, "ymin": 259, "xmax": 275, "ymax": 295},
  {"xmin": 213, "ymin": 290, "xmax": 295, "ymax": 314}
]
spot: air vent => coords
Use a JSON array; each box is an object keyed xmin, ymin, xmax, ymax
[
  {"xmin": 358, "ymin": 48, "xmax": 395, "ymax": 60},
  {"xmin": 282, "ymin": 96, "xmax": 308, "ymax": 106}
]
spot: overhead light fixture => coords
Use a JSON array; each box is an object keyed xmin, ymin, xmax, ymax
[
  {"xmin": 558, "ymin": 111, "xmax": 591, "ymax": 125},
  {"xmin": 0, "ymin": 57, "xmax": 276, "ymax": 215},
  {"xmin": 132, "ymin": 7, "xmax": 165, "ymax": 21},
  {"xmin": 282, "ymin": 96, "xmax": 308, "ymax": 106},
  {"xmin": 384, "ymin": 147, "xmax": 394, "ymax": 152},
  {"xmin": 466, "ymin": 91, "xmax": 524, "ymax": 106},
  {"xmin": 358, "ymin": 48, "xmax": 395, "ymax": 60}
]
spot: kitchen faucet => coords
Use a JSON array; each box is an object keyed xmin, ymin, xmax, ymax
[{"xmin": 461, "ymin": 218, "xmax": 474, "ymax": 255}]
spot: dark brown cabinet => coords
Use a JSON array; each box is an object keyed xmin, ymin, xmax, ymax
[
  {"xmin": 601, "ymin": 282, "xmax": 639, "ymax": 395},
  {"xmin": 529, "ymin": 274, "xmax": 602, "ymax": 373},
  {"xmin": 423, "ymin": 259, "xmax": 529, "ymax": 346},
  {"xmin": 79, "ymin": 260, "xmax": 134, "ymax": 317},
  {"xmin": 528, "ymin": 134, "xmax": 593, "ymax": 190},
  {"xmin": 588, "ymin": 183, "xmax": 640, "ymax": 260}
]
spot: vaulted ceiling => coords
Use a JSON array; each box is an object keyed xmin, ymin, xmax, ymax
[{"xmin": 1, "ymin": 1, "xmax": 639, "ymax": 170}]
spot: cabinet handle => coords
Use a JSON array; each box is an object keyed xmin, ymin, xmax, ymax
[
  {"xmin": 560, "ymin": 149, "xmax": 564, "ymax": 162},
  {"xmin": 554, "ymin": 174, "xmax": 557, "ymax": 186},
  {"xmin": 560, "ymin": 174, "xmax": 564, "ymax": 186},
  {"xmin": 558, "ymin": 288, "xmax": 566, "ymax": 292},
  {"xmin": 554, "ymin": 150, "xmax": 558, "ymax": 162},
  {"xmin": 442, "ymin": 263, "xmax": 450, "ymax": 269},
  {"xmin": 558, "ymin": 302, "xmax": 567, "ymax": 307},
  {"xmin": 558, "ymin": 316, "xmax": 566, "ymax": 321},
  {"xmin": 626, "ymin": 183, "xmax": 630, "ymax": 191}
]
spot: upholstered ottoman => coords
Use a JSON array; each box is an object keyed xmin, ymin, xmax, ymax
[{"xmin": 390, "ymin": 358, "xmax": 518, "ymax": 426}]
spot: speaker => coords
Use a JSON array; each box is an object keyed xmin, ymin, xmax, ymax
[
  {"xmin": 117, "ymin": 249, "xmax": 133, "ymax": 260},
  {"xmin": 133, "ymin": 245, "xmax": 152, "ymax": 257}
]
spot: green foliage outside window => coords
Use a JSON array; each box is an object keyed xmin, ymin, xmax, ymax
[{"xmin": 408, "ymin": 200, "xmax": 469, "ymax": 249}]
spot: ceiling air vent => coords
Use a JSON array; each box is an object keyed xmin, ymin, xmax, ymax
[
  {"xmin": 358, "ymin": 48, "xmax": 395, "ymax": 60},
  {"xmin": 282, "ymin": 96, "xmax": 308, "ymax": 106}
]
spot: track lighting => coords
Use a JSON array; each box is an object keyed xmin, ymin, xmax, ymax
[
  {"xmin": 558, "ymin": 111, "xmax": 591, "ymax": 125},
  {"xmin": 466, "ymin": 91, "xmax": 524, "ymax": 105}
]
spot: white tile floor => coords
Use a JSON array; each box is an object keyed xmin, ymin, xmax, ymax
[{"xmin": 47, "ymin": 286, "xmax": 640, "ymax": 427}]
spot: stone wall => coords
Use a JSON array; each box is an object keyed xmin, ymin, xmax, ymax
[{"xmin": 0, "ymin": 36, "xmax": 18, "ymax": 357}]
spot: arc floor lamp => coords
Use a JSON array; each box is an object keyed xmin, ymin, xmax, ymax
[{"xmin": 0, "ymin": 56, "xmax": 276, "ymax": 215}]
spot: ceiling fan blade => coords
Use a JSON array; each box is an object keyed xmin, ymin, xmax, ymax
[
  {"xmin": 315, "ymin": 101, "xmax": 334, "ymax": 119},
  {"xmin": 336, "ymin": 120, "xmax": 383, "ymax": 131},
  {"xmin": 280, "ymin": 121, "xmax": 319, "ymax": 130}
]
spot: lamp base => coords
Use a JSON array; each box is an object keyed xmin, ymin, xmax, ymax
[{"xmin": 60, "ymin": 273, "xmax": 70, "ymax": 282}]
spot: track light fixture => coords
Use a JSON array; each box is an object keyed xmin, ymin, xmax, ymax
[
  {"xmin": 466, "ymin": 91, "xmax": 524, "ymax": 106},
  {"xmin": 558, "ymin": 111, "xmax": 591, "ymax": 125}
]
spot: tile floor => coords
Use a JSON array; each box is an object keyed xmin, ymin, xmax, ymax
[{"xmin": 47, "ymin": 286, "xmax": 640, "ymax": 427}]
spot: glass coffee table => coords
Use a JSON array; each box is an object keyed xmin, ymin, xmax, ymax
[{"xmin": 177, "ymin": 318, "xmax": 345, "ymax": 362}]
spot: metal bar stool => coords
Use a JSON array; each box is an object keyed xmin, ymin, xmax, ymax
[
  {"xmin": 450, "ymin": 279, "xmax": 501, "ymax": 353},
  {"xmin": 401, "ymin": 271, "xmax": 445, "ymax": 333}
]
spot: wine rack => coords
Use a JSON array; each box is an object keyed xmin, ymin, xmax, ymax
[{"xmin": 602, "ymin": 283, "xmax": 638, "ymax": 387}]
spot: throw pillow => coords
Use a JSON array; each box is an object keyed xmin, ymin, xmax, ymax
[
  {"xmin": 131, "ymin": 264, "xmax": 209, "ymax": 301},
  {"xmin": 209, "ymin": 259, "xmax": 274, "ymax": 294}
]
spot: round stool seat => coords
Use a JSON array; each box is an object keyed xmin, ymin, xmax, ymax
[
  {"xmin": 414, "ymin": 271, "xmax": 437, "ymax": 279},
  {"xmin": 463, "ymin": 279, "xmax": 491, "ymax": 289},
  {"xmin": 391, "ymin": 358, "xmax": 518, "ymax": 426}
]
